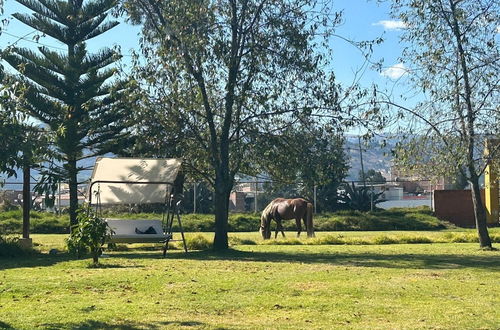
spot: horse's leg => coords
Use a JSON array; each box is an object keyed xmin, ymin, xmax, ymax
[
  {"xmin": 274, "ymin": 220, "xmax": 285, "ymax": 238},
  {"xmin": 296, "ymin": 217, "xmax": 302, "ymax": 237},
  {"xmin": 280, "ymin": 221, "xmax": 286, "ymax": 238}
]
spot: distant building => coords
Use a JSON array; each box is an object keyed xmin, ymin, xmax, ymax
[
  {"xmin": 229, "ymin": 181, "xmax": 263, "ymax": 212},
  {"xmin": 389, "ymin": 165, "xmax": 454, "ymax": 192}
]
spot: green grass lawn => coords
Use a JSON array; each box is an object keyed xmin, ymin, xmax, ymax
[
  {"xmin": 1, "ymin": 233, "xmax": 500, "ymax": 329},
  {"xmin": 27, "ymin": 227, "xmax": 500, "ymax": 253}
]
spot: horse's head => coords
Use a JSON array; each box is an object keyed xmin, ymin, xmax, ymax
[{"xmin": 260, "ymin": 213, "xmax": 272, "ymax": 239}]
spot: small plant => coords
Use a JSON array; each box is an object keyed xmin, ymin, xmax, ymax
[
  {"xmin": 0, "ymin": 235, "xmax": 33, "ymax": 257},
  {"xmin": 312, "ymin": 235, "xmax": 345, "ymax": 245},
  {"xmin": 339, "ymin": 182, "xmax": 386, "ymax": 212},
  {"xmin": 373, "ymin": 235, "xmax": 398, "ymax": 245},
  {"xmin": 186, "ymin": 234, "xmax": 212, "ymax": 250},
  {"xmin": 67, "ymin": 205, "xmax": 110, "ymax": 265},
  {"xmin": 229, "ymin": 237, "xmax": 257, "ymax": 246},
  {"xmin": 399, "ymin": 236, "xmax": 433, "ymax": 244}
]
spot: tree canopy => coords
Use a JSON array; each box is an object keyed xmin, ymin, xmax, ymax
[
  {"xmin": 120, "ymin": 0, "xmax": 357, "ymax": 249},
  {"xmin": 3, "ymin": 0, "xmax": 132, "ymax": 226},
  {"xmin": 381, "ymin": 0, "xmax": 499, "ymax": 248}
]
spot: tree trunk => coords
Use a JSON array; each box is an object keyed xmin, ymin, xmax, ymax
[
  {"xmin": 213, "ymin": 178, "xmax": 230, "ymax": 250},
  {"xmin": 92, "ymin": 252, "xmax": 99, "ymax": 265},
  {"xmin": 22, "ymin": 164, "xmax": 30, "ymax": 239},
  {"xmin": 469, "ymin": 176, "xmax": 492, "ymax": 248},
  {"xmin": 68, "ymin": 158, "xmax": 78, "ymax": 227}
]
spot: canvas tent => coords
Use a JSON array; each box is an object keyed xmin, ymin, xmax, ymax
[{"xmin": 88, "ymin": 157, "xmax": 187, "ymax": 255}]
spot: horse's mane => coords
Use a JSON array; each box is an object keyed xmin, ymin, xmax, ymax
[{"xmin": 261, "ymin": 200, "xmax": 275, "ymax": 221}]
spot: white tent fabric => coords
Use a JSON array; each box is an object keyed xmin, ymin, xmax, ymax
[{"xmin": 88, "ymin": 157, "xmax": 182, "ymax": 205}]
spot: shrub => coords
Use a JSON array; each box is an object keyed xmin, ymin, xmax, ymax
[
  {"xmin": 491, "ymin": 234, "xmax": 500, "ymax": 243},
  {"xmin": 228, "ymin": 214, "xmax": 260, "ymax": 232},
  {"xmin": 339, "ymin": 182, "xmax": 386, "ymax": 211},
  {"xmin": 67, "ymin": 205, "xmax": 110, "ymax": 265},
  {"xmin": 0, "ymin": 207, "xmax": 451, "ymax": 234},
  {"xmin": 399, "ymin": 236, "xmax": 433, "ymax": 244},
  {"xmin": 262, "ymin": 238, "xmax": 303, "ymax": 245},
  {"xmin": 312, "ymin": 235, "xmax": 345, "ymax": 245},
  {"xmin": 31, "ymin": 217, "xmax": 68, "ymax": 234},
  {"xmin": 449, "ymin": 234, "xmax": 478, "ymax": 243},
  {"xmin": 229, "ymin": 237, "xmax": 257, "ymax": 245},
  {"xmin": 186, "ymin": 234, "xmax": 212, "ymax": 250},
  {"xmin": 0, "ymin": 236, "xmax": 33, "ymax": 257},
  {"xmin": 344, "ymin": 237, "xmax": 372, "ymax": 245},
  {"xmin": 373, "ymin": 235, "xmax": 398, "ymax": 245}
]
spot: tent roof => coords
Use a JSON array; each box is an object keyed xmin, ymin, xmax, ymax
[{"xmin": 88, "ymin": 157, "xmax": 182, "ymax": 205}]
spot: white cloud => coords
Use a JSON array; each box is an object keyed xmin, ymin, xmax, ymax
[
  {"xmin": 497, "ymin": 25, "xmax": 500, "ymax": 34},
  {"xmin": 381, "ymin": 63, "xmax": 409, "ymax": 80},
  {"xmin": 373, "ymin": 20, "xmax": 407, "ymax": 31}
]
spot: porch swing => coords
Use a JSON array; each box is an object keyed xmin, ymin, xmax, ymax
[{"xmin": 87, "ymin": 157, "xmax": 188, "ymax": 256}]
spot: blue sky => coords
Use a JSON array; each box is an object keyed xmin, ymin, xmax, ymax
[
  {"xmin": 0, "ymin": 0, "xmax": 409, "ymax": 87},
  {"xmin": 0, "ymin": 0, "xmax": 414, "ymax": 181}
]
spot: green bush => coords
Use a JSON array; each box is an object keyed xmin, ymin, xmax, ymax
[
  {"xmin": 186, "ymin": 234, "xmax": 212, "ymax": 250},
  {"xmin": 229, "ymin": 237, "xmax": 257, "ymax": 245},
  {"xmin": 373, "ymin": 235, "xmax": 398, "ymax": 244},
  {"xmin": 67, "ymin": 206, "xmax": 110, "ymax": 265},
  {"xmin": 399, "ymin": 236, "xmax": 433, "ymax": 244},
  {"xmin": 0, "ymin": 206, "xmax": 454, "ymax": 234},
  {"xmin": 311, "ymin": 234, "xmax": 345, "ymax": 245},
  {"xmin": 491, "ymin": 234, "xmax": 500, "ymax": 243},
  {"xmin": 0, "ymin": 236, "xmax": 33, "ymax": 257},
  {"xmin": 0, "ymin": 210, "xmax": 69, "ymax": 234},
  {"xmin": 449, "ymin": 234, "xmax": 478, "ymax": 243},
  {"xmin": 262, "ymin": 238, "xmax": 303, "ymax": 245}
]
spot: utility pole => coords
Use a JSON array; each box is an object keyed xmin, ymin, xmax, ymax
[{"xmin": 358, "ymin": 136, "xmax": 366, "ymax": 188}]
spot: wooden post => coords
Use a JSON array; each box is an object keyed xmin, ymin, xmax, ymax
[
  {"xmin": 484, "ymin": 139, "xmax": 499, "ymax": 224},
  {"xmin": 20, "ymin": 163, "xmax": 33, "ymax": 249}
]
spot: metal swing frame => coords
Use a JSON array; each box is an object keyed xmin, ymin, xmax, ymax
[{"xmin": 88, "ymin": 180, "xmax": 188, "ymax": 256}]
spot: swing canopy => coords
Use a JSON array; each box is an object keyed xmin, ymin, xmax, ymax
[{"xmin": 87, "ymin": 157, "xmax": 183, "ymax": 205}]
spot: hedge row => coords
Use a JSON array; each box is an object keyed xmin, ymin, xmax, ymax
[{"xmin": 0, "ymin": 207, "xmax": 451, "ymax": 235}]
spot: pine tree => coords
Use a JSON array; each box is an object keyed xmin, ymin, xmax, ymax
[{"xmin": 4, "ymin": 0, "xmax": 131, "ymax": 226}]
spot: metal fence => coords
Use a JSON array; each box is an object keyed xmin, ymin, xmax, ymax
[{"xmin": 0, "ymin": 179, "xmax": 436, "ymax": 214}]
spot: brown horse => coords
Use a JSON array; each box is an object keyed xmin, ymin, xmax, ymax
[{"xmin": 260, "ymin": 198, "xmax": 315, "ymax": 239}]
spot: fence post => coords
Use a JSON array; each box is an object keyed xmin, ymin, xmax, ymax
[
  {"xmin": 254, "ymin": 179, "xmax": 258, "ymax": 213},
  {"xmin": 193, "ymin": 182, "xmax": 197, "ymax": 214},
  {"xmin": 57, "ymin": 180, "xmax": 61, "ymax": 215},
  {"xmin": 430, "ymin": 182, "xmax": 434, "ymax": 211},
  {"xmin": 370, "ymin": 184, "xmax": 374, "ymax": 212},
  {"xmin": 313, "ymin": 185, "xmax": 317, "ymax": 214}
]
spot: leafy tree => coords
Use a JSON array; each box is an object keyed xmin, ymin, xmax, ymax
[
  {"xmin": 67, "ymin": 204, "xmax": 110, "ymax": 265},
  {"xmin": 257, "ymin": 124, "xmax": 348, "ymax": 212},
  {"xmin": 380, "ymin": 0, "xmax": 499, "ymax": 248},
  {"xmin": 3, "ymin": 0, "xmax": 132, "ymax": 226},
  {"xmin": 359, "ymin": 169, "xmax": 386, "ymax": 183},
  {"xmin": 120, "ymin": 0, "xmax": 352, "ymax": 249}
]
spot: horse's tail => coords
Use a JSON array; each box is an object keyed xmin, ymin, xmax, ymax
[{"xmin": 306, "ymin": 202, "xmax": 315, "ymax": 238}]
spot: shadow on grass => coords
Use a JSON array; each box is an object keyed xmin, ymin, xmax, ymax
[
  {"xmin": 2, "ymin": 246, "xmax": 499, "ymax": 271},
  {"xmin": 0, "ymin": 253, "xmax": 145, "ymax": 271},
  {"xmin": 0, "ymin": 320, "xmax": 14, "ymax": 329},
  {"xmin": 40, "ymin": 320, "xmax": 207, "ymax": 330},
  {"xmin": 113, "ymin": 248, "xmax": 500, "ymax": 271},
  {"xmin": 0, "ymin": 253, "xmax": 73, "ymax": 270}
]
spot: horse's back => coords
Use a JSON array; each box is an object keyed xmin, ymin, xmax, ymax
[{"xmin": 271, "ymin": 198, "xmax": 309, "ymax": 219}]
